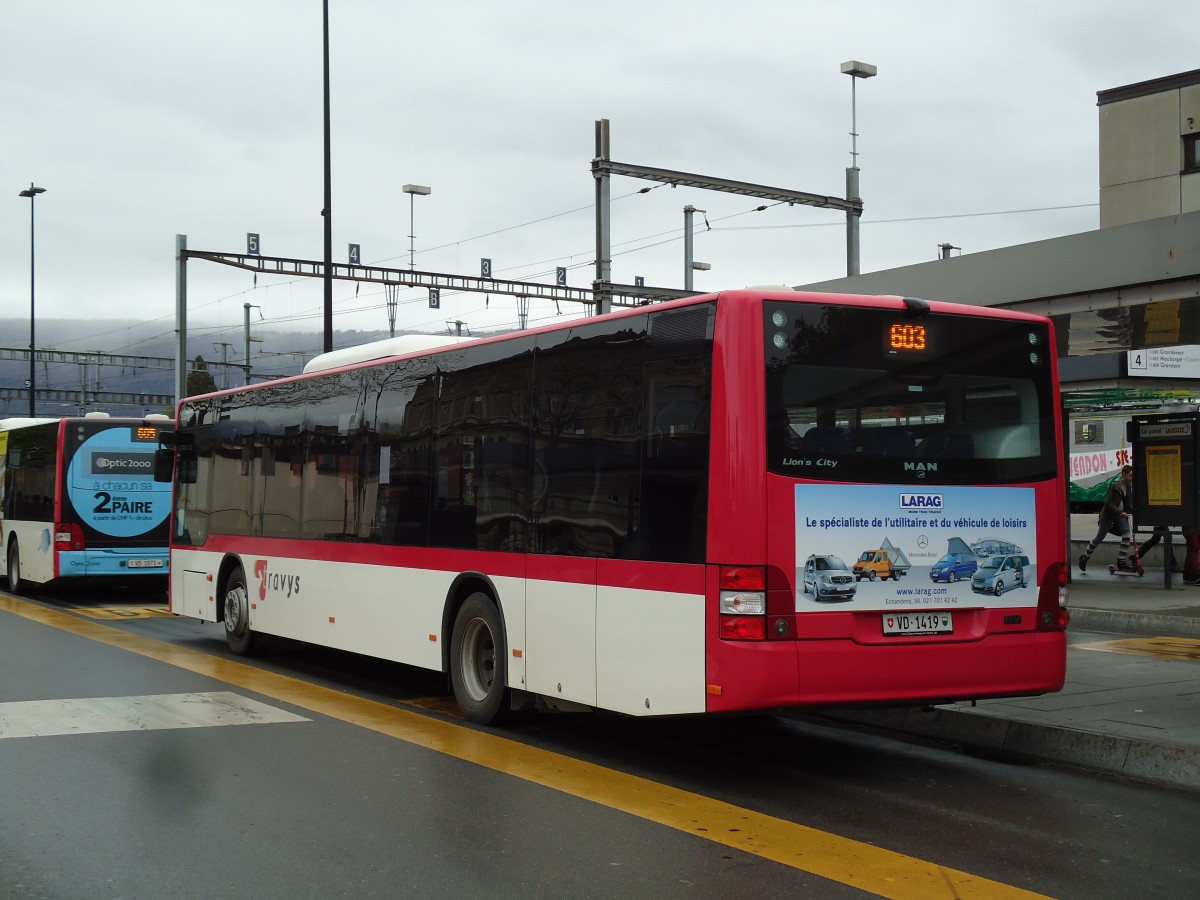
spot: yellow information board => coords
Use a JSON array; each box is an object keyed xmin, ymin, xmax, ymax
[{"xmin": 1144, "ymin": 444, "xmax": 1183, "ymax": 506}]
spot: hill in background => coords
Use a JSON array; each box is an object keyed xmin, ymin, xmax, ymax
[{"xmin": 0, "ymin": 318, "xmax": 406, "ymax": 418}]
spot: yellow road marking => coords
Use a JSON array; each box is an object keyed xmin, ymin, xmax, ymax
[
  {"xmin": 1072, "ymin": 635, "xmax": 1200, "ymax": 663},
  {"xmin": 70, "ymin": 606, "xmax": 174, "ymax": 620},
  {"xmin": 1, "ymin": 594, "xmax": 1047, "ymax": 900}
]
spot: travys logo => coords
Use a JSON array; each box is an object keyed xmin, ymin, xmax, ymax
[
  {"xmin": 899, "ymin": 492, "xmax": 943, "ymax": 511},
  {"xmin": 253, "ymin": 559, "xmax": 302, "ymax": 600}
]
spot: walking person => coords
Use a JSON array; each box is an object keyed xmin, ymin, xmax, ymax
[
  {"xmin": 1135, "ymin": 524, "xmax": 1180, "ymax": 572},
  {"xmin": 1079, "ymin": 465, "xmax": 1134, "ymax": 573}
]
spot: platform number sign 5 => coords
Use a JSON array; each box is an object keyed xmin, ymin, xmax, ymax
[{"xmin": 247, "ymin": 233, "xmax": 260, "ymax": 256}]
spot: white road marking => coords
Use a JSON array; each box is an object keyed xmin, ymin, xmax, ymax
[{"xmin": 0, "ymin": 691, "xmax": 309, "ymax": 739}]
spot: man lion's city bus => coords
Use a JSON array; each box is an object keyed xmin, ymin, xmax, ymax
[
  {"xmin": 160, "ymin": 290, "xmax": 1069, "ymax": 723},
  {"xmin": 1, "ymin": 413, "xmax": 175, "ymax": 593}
]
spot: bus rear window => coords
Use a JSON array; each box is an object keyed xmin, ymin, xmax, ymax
[{"xmin": 764, "ymin": 303, "xmax": 1056, "ymax": 484}]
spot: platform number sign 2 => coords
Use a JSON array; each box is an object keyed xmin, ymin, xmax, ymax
[{"xmin": 556, "ymin": 267, "xmax": 567, "ymax": 287}]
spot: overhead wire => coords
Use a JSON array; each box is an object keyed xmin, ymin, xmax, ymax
[{"xmin": 51, "ymin": 193, "xmax": 1099, "ymax": 389}]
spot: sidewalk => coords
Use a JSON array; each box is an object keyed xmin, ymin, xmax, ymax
[{"xmin": 819, "ymin": 566, "xmax": 1200, "ymax": 792}]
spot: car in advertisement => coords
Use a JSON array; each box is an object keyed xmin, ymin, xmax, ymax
[
  {"xmin": 970, "ymin": 554, "xmax": 1030, "ymax": 596},
  {"xmin": 802, "ymin": 554, "xmax": 857, "ymax": 601},
  {"xmin": 929, "ymin": 537, "xmax": 978, "ymax": 583}
]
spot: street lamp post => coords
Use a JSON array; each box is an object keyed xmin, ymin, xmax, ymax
[
  {"xmin": 19, "ymin": 183, "xmax": 46, "ymax": 416},
  {"xmin": 841, "ymin": 60, "xmax": 876, "ymax": 277},
  {"xmin": 402, "ymin": 184, "xmax": 431, "ymax": 270}
]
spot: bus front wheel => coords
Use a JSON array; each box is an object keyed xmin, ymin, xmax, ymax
[
  {"xmin": 223, "ymin": 566, "xmax": 256, "ymax": 655},
  {"xmin": 450, "ymin": 593, "xmax": 508, "ymax": 725},
  {"xmin": 6, "ymin": 542, "xmax": 22, "ymax": 595}
]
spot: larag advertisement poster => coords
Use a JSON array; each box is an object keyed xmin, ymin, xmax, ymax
[{"xmin": 795, "ymin": 483, "xmax": 1038, "ymax": 612}]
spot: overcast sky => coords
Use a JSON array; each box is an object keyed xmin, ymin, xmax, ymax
[{"xmin": 2, "ymin": 0, "xmax": 1198, "ymax": 373}]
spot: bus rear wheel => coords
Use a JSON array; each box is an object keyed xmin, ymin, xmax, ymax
[
  {"xmin": 450, "ymin": 593, "xmax": 508, "ymax": 725},
  {"xmin": 6, "ymin": 542, "xmax": 23, "ymax": 595},
  {"xmin": 223, "ymin": 566, "xmax": 256, "ymax": 655}
]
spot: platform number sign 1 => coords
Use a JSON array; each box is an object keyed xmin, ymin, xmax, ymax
[
  {"xmin": 247, "ymin": 233, "xmax": 260, "ymax": 256},
  {"xmin": 635, "ymin": 276, "xmax": 645, "ymax": 287},
  {"xmin": 481, "ymin": 258, "xmax": 492, "ymax": 279},
  {"xmin": 556, "ymin": 267, "xmax": 567, "ymax": 287},
  {"xmin": 429, "ymin": 288, "xmax": 440, "ymax": 309},
  {"xmin": 349, "ymin": 244, "xmax": 360, "ymax": 265}
]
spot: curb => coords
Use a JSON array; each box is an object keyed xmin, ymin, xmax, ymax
[
  {"xmin": 1069, "ymin": 607, "xmax": 1200, "ymax": 638},
  {"xmin": 818, "ymin": 706, "xmax": 1200, "ymax": 792}
]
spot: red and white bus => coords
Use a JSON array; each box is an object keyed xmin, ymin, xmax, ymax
[
  {"xmin": 161, "ymin": 290, "xmax": 1068, "ymax": 723},
  {"xmin": 2, "ymin": 413, "xmax": 175, "ymax": 593}
]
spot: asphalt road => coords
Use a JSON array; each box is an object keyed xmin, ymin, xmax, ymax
[{"xmin": 2, "ymin": 587, "xmax": 1198, "ymax": 900}]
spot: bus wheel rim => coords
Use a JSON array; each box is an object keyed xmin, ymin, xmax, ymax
[
  {"xmin": 461, "ymin": 617, "xmax": 496, "ymax": 702},
  {"xmin": 225, "ymin": 585, "xmax": 247, "ymax": 635}
]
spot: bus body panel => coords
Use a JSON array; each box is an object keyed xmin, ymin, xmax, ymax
[
  {"xmin": 526, "ymin": 555, "xmax": 597, "ymax": 705},
  {"xmin": 172, "ymin": 544, "xmax": 708, "ymax": 716},
  {"xmin": 596, "ymin": 559, "xmax": 706, "ymax": 716},
  {"xmin": 705, "ymin": 288, "xmax": 768, "ymax": 566},
  {"xmin": 6, "ymin": 520, "xmax": 55, "ymax": 583}
]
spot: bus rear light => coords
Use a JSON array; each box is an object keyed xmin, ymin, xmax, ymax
[
  {"xmin": 719, "ymin": 565, "xmax": 767, "ymax": 640},
  {"xmin": 719, "ymin": 590, "xmax": 766, "ymax": 616},
  {"xmin": 55, "ymin": 523, "xmax": 85, "ymax": 551},
  {"xmin": 1036, "ymin": 561, "xmax": 1069, "ymax": 632},
  {"xmin": 1040, "ymin": 608, "xmax": 1070, "ymax": 630},
  {"xmin": 720, "ymin": 566, "xmax": 765, "ymax": 591},
  {"xmin": 719, "ymin": 616, "xmax": 766, "ymax": 641}
]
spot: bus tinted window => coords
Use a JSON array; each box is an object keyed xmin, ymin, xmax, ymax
[
  {"xmin": 175, "ymin": 302, "xmax": 714, "ymax": 564},
  {"xmin": 764, "ymin": 303, "xmax": 1056, "ymax": 484}
]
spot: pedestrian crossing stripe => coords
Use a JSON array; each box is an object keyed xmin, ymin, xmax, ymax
[{"xmin": 0, "ymin": 691, "xmax": 309, "ymax": 740}]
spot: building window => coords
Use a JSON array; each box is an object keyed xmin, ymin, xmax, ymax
[{"xmin": 1185, "ymin": 133, "xmax": 1200, "ymax": 174}]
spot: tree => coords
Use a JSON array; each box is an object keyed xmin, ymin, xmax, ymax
[{"xmin": 187, "ymin": 355, "xmax": 217, "ymax": 397}]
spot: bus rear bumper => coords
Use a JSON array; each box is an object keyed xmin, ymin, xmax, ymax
[{"xmin": 705, "ymin": 631, "xmax": 1066, "ymax": 713}]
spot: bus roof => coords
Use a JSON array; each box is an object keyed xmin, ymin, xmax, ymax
[{"xmin": 303, "ymin": 334, "xmax": 472, "ymax": 374}]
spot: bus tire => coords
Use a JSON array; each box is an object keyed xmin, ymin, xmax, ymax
[
  {"xmin": 7, "ymin": 541, "xmax": 23, "ymax": 595},
  {"xmin": 223, "ymin": 565, "xmax": 256, "ymax": 656},
  {"xmin": 450, "ymin": 592, "xmax": 508, "ymax": 725}
]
